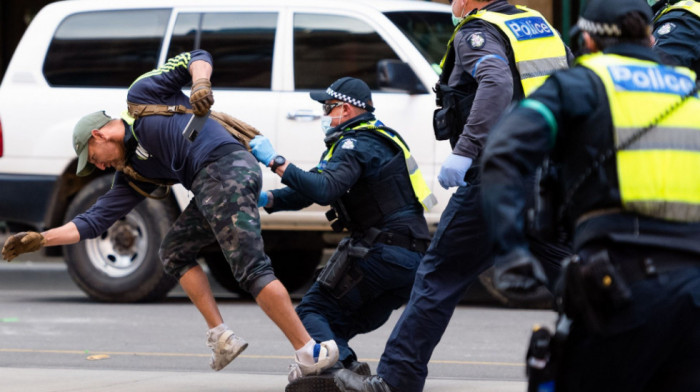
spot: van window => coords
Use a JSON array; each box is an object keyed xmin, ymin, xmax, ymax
[
  {"xmin": 384, "ymin": 11, "xmax": 453, "ymax": 71},
  {"xmin": 43, "ymin": 10, "xmax": 170, "ymax": 87},
  {"xmin": 168, "ymin": 12, "xmax": 277, "ymax": 89},
  {"xmin": 293, "ymin": 13, "xmax": 400, "ymax": 90}
]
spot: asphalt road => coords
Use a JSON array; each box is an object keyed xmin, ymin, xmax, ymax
[{"xmin": 0, "ymin": 257, "xmax": 556, "ymax": 392}]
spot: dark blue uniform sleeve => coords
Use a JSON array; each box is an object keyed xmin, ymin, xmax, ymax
[
  {"xmin": 71, "ymin": 173, "xmax": 146, "ymax": 240},
  {"xmin": 653, "ymin": 10, "xmax": 700, "ymax": 73},
  {"xmin": 481, "ymin": 67, "xmax": 599, "ymax": 254},
  {"xmin": 267, "ymin": 181, "xmax": 316, "ymax": 212},
  {"xmin": 280, "ymin": 139, "xmax": 363, "ymax": 205},
  {"xmin": 451, "ymin": 23, "xmax": 514, "ymax": 159}
]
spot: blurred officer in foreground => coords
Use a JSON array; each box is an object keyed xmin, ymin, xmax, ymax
[
  {"xmin": 650, "ymin": 0, "xmax": 700, "ymax": 76},
  {"xmin": 481, "ymin": 0, "xmax": 700, "ymax": 389},
  {"xmin": 248, "ymin": 77, "xmax": 434, "ymax": 391},
  {"xmin": 333, "ymin": 0, "xmax": 570, "ymax": 391},
  {"xmin": 1, "ymin": 50, "xmax": 339, "ymax": 381}
]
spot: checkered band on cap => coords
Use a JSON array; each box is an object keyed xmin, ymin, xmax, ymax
[
  {"xmin": 577, "ymin": 16, "xmax": 622, "ymax": 36},
  {"xmin": 325, "ymin": 87, "xmax": 371, "ymax": 110}
]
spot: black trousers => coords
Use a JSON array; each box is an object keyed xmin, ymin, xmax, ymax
[{"xmin": 557, "ymin": 245, "xmax": 700, "ymax": 391}]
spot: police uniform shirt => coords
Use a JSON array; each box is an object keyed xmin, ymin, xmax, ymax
[
  {"xmin": 481, "ymin": 43, "xmax": 700, "ymax": 255},
  {"xmin": 268, "ymin": 113, "xmax": 429, "ymax": 240},
  {"xmin": 653, "ymin": 7, "xmax": 700, "ymax": 75},
  {"xmin": 449, "ymin": 0, "xmax": 522, "ymax": 162}
]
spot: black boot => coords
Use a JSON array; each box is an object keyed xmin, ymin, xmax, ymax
[{"xmin": 334, "ymin": 369, "xmax": 393, "ymax": 392}]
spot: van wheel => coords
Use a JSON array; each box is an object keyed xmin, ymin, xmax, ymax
[{"xmin": 63, "ymin": 176, "xmax": 178, "ymax": 302}]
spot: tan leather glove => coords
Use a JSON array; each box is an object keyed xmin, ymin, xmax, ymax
[
  {"xmin": 190, "ymin": 78, "xmax": 214, "ymax": 116},
  {"xmin": 2, "ymin": 231, "xmax": 45, "ymax": 262}
]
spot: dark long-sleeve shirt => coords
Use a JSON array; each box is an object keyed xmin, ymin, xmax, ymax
[{"xmin": 72, "ymin": 50, "xmax": 244, "ymax": 239}]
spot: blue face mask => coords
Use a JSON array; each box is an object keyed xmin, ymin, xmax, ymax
[
  {"xmin": 452, "ymin": 14, "xmax": 464, "ymax": 27},
  {"xmin": 320, "ymin": 115, "xmax": 341, "ymax": 135}
]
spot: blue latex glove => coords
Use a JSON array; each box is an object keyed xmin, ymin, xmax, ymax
[
  {"xmin": 258, "ymin": 190, "xmax": 269, "ymax": 208},
  {"xmin": 249, "ymin": 135, "xmax": 277, "ymax": 165},
  {"xmin": 438, "ymin": 154, "xmax": 472, "ymax": 189}
]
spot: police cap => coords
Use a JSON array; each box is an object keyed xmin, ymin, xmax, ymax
[
  {"xmin": 578, "ymin": 0, "xmax": 652, "ymax": 37},
  {"xmin": 310, "ymin": 77, "xmax": 375, "ymax": 112}
]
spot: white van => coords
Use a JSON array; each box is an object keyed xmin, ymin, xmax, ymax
[{"xmin": 0, "ymin": 0, "xmax": 454, "ymax": 302}]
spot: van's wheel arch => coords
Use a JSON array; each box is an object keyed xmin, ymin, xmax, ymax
[
  {"xmin": 63, "ymin": 176, "xmax": 179, "ymax": 302},
  {"xmin": 204, "ymin": 231, "xmax": 323, "ymax": 296}
]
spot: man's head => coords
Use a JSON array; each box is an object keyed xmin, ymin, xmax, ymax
[
  {"xmin": 577, "ymin": 0, "xmax": 653, "ymax": 51},
  {"xmin": 450, "ymin": 0, "xmax": 494, "ymax": 19},
  {"xmin": 73, "ymin": 111, "xmax": 126, "ymax": 176},
  {"xmin": 310, "ymin": 77, "xmax": 374, "ymax": 131}
]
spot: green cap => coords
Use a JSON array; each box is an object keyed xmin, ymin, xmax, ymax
[{"xmin": 73, "ymin": 111, "xmax": 112, "ymax": 177}]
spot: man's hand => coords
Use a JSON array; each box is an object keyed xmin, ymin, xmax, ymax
[
  {"xmin": 493, "ymin": 248, "xmax": 551, "ymax": 306},
  {"xmin": 2, "ymin": 231, "xmax": 45, "ymax": 262},
  {"xmin": 190, "ymin": 78, "xmax": 214, "ymax": 116},
  {"xmin": 438, "ymin": 154, "xmax": 472, "ymax": 189},
  {"xmin": 249, "ymin": 135, "xmax": 277, "ymax": 165}
]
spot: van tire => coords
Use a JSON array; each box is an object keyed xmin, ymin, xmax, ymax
[
  {"xmin": 203, "ymin": 233, "xmax": 323, "ymax": 297},
  {"xmin": 62, "ymin": 176, "xmax": 178, "ymax": 302}
]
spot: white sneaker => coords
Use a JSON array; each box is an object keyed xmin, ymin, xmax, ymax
[
  {"xmin": 206, "ymin": 329, "xmax": 248, "ymax": 371},
  {"xmin": 288, "ymin": 340, "xmax": 339, "ymax": 381}
]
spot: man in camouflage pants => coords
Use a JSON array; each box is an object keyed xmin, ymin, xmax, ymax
[{"xmin": 1, "ymin": 49, "xmax": 339, "ymax": 380}]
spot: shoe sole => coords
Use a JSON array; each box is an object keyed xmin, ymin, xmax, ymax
[
  {"xmin": 210, "ymin": 340, "xmax": 248, "ymax": 371},
  {"xmin": 349, "ymin": 362, "xmax": 371, "ymax": 377},
  {"xmin": 286, "ymin": 374, "xmax": 340, "ymax": 392}
]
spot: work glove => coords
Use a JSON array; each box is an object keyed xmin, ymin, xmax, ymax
[
  {"xmin": 190, "ymin": 78, "xmax": 214, "ymax": 116},
  {"xmin": 258, "ymin": 191, "xmax": 269, "ymax": 208},
  {"xmin": 249, "ymin": 135, "xmax": 277, "ymax": 165},
  {"xmin": 438, "ymin": 154, "xmax": 472, "ymax": 189},
  {"xmin": 2, "ymin": 231, "xmax": 45, "ymax": 262},
  {"xmin": 493, "ymin": 248, "xmax": 551, "ymax": 306}
]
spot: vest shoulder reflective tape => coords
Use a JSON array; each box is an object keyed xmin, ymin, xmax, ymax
[
  {"xmin": 320, "ymin": 120, "xmax": 437, "ymax": 211},
  {"xmin": 655, "ymin": 0, "xmax": 700, "ymax": 22},
  {"xmin": 579, "ymin": 53, "xmax": 700, "ymax": 222},
  {"xmin": 467, "ymin": 6, "xmax": 568, "ymax": 95}
]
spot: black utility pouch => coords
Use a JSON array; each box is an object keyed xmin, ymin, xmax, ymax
[
  {"xmin": 561, "ymin": 250, "xmax": 632, "ymax": 333},
  {"xmin": 317, "ymin": 239, "xmax": 368, "ymax": 299},
  {"xmin": 432, "ymin": 84, "xmax": 472, "ymax": 141}
]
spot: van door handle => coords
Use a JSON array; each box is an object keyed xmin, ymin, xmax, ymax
[{"xmin": 287, "ymin": 110, "xmax": 321, "ymax": 121}]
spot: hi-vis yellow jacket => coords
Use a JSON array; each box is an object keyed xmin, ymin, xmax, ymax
[
  {"xmin": 457, "ymin": 5, "xmax": 569, "ymax": 95},
  {"xmin": 579, "ymin": 53, "xmax": 700, "ymax": 222},
  {"xmin": 321, "ymin": 120, "xmax": 437, "ymax": 211}
]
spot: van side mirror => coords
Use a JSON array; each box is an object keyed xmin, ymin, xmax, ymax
[{"xmin": 377, "ymin": 59, "xmax": 428, "ymax": 94}]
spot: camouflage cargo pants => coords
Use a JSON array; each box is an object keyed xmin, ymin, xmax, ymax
[{"xmin": 159, "ymin": 150, "xmax": 276, "ymax": 297}]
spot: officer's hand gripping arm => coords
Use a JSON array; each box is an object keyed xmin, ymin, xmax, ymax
[{"xmin": 2, "ymin": 231, "xmax": 45, "ymax": 262}]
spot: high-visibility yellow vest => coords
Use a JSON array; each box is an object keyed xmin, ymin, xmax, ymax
[
  {"xmin": 579, "ymin": 53, "xmax": 700, "ymax": 222},
  {"xmin": 448, "ymin": 6, "xmax": 568, "ymax": 96},
  {"xmin": 321, "ymin": 120, "xmax": 437, "ymax": 211},
  {"xmin": 654, "ymin": 0, "xmax": 700, "ymax": 22}
]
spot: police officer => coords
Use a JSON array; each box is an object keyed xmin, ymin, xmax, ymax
[
  {"xmin": 248, "ymin": 77, "xmax": 434, "ymax": 389},
  {"xmin": 481, "ymin": 0, "xmax": 700, "ymax": 389},
  {"xmin": 1, "ymin": 50, "xmax": 339, "ymax": 380},
  {"xmin": 334, "ymin": 1, "xmax": 569, "ymax": 391},
  {"xmin": 650, "ymin": 0, "xmax": 700, "ymax": 76}
]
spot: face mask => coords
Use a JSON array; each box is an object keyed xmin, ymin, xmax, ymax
[
  {"xmin": 452, "ymin": 15, "xmax": 463, "ymax": 27},
  {"xmin": 647, "ymin": 0, "xmax": 660, "ymax": 6},
  {"xmin": 320, "ymin": 115, "xmax": 341, "ymax": 135}
]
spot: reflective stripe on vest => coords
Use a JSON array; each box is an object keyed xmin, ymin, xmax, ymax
[
  {"xmin": 654, "ymin": 0, "xmax": 700, "ymax": 22},
  {"xmin": 467, "ymin": 6, "xmax": 568, "ymax": 96},
  {"xmin": 320, "ymin": 121, "xmax": 438, "ymax": 211},
  {"xmin": 579, "ymin": 53, "xmax": 700, "ymax": 222}
]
